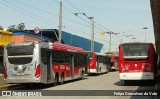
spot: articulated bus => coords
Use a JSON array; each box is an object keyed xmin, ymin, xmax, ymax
[
  {"xmin": 86, "ymin": 51, "xmax": 111, "ymax": 74},
  {"xmin": 119, "ymin": 42, "xmax": 157, "ymax": 83},
  {"xmin": 3, "ymin": 41, "xmax": 86, "ymax": 85}
]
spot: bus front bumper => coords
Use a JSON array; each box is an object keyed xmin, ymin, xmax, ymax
[
  {"xmin": 119, "ymin": 72, "xmax": 154, "ymax": 80},
  {"xmin": 87, "ymin": 69, "xmax": 97, "ymax": 74},
  {"xmin": 4, "ymin": 77, "xmax": 41, "ymax": 84}
]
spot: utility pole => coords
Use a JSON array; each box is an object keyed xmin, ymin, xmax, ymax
[
  {"xmin": 58, "ymin": 0, "xmax": 62, "ymax": 43},
  {"xmin": 109, "ymin": 32, "xmax": 111, "ymax": 53},
  {"xmin": 41, "ymin": 26, "xmax": 44, "ymax": 40},
  {"xmin": 73, "ymin": 13, "xmax": 94, "ymax": 52},
  {"xmin": 106, "ymin": 32, "xmax": 119, "ymax": 54},
  {"xmin": 41, "ymin": 27, "xmax": 42, "ymax": 39},
  {"xmin": 143, "ymin": 27, "xmax": 147, "ymax": 42},
  {"xmin": 90, "ymin": 18, "xmax": 94, "ymax": 52},
  {"xmin": 121, "ymin": 38, "xmax": 123, "ymax": 43}
]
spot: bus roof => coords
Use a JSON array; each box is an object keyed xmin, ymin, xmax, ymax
[
  {"xmin": 121, "ymin": 42, "xmax": 152, "ymax": 45},
  {"xmin": 0, "ymin": 30, "xmax": 12, "ymax": 35},
  {"xmin": 53, "ymin": 43, "xmax": 86, "ymax": 54},
  {"xmin": 85, "ymin": 51, "xmax": 106, "ymax": 56},
  {"xmin": 6, "ymin": 41, "xmax": 86, "ymax": 54}
]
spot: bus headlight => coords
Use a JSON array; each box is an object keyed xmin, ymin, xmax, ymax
[{"xmin": 121, "ymin": 64, "xmax": 125, "ymax": 72}]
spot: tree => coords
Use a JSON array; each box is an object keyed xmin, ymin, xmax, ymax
[
  {"xmin": 106, "ymin": 52, "xmax": 113, "ymax": 54},
  {"xmin": 7, "ymin": 25, "xmax": 17, "ymax": 32},
  {"xmin": 17, "ymin": 23, "xmax": 25, "ymax": 31},
  {"xmin": 0, "ymin": 26, "xmax": 3, "ymax": 30}
]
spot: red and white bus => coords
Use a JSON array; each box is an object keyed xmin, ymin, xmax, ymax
[
  {"xmin": 106, "ymin": 54, "xmax": 119, "ymax": 71},
  {"xmin": 111, "ymin": 55, "xmax": 119, "ymax": 71},
  {"xmin": 86, "ymin": 51, "xmax": 111, "ymax": 74},
  {"xmin": 119, "ymin": 42, "xmax": 157, "ymax": 83},
  {"xmin": 3, "ymin": 41, "xmax": 86, "ymax": 85}
]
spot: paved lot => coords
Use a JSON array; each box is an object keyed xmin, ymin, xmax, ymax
[{"xmin": 0, "ymin": 71, "xmax": 159, "ymax": 99}]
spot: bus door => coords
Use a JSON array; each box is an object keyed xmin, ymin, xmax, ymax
[
  {"xmin": 70, "ymin": 53, "xmax": 74, "ymax": 78},
  {"xmin": 41, "ymin": 49, "xmax": 52, "ymax": 83},
  {"xmin": 46, "ymin": 51, "xmax": 52, "ymax": 83},
  {"xmin": 96, "ymin": 56, "xmax": 100, "ymax": 73}
]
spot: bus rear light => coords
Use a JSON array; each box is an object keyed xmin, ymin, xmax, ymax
[
  {"xmin": 35, "ymin": 64, "xmax": 41, "ymax": 78},
  {"xmin": 147, "ymin": 64, "xmax": 151, "ymax": 71},
  {"xmin": 3, "ymin": 68, "xmax": 7, "ymax": 79},
  {"xmin": 142, "ymin": 63, "xmax": 149, "ymax": 67},
  {"xmin": 142, "ymin": 63, "xmax": 151, "ymax": 71}
]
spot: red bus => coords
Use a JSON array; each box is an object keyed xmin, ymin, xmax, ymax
[
  {"xmin": 86, "ymin": 51, "xmax": 111, "ymax": 74},
  {"xmin": 106, "ymin": 54, "xmax": 118, "ymax": 71},
  {"xmin": 119, "ymin": 42, "xmax": 157, "ymax": 83},
  {"xmin": 111, "ymin": 55, "xmax": 119, "ymax": 71},
  {"xmin": 4, "ymin": 41, "xmax": 86, "ymax": 85}
]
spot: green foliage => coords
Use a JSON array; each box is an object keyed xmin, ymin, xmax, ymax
[
  {"xmin": 0, "ymin": 26, "xmax": 3, "ymax": 30},
  {"xmin": 106, "ymin": 52, "xmax": 113, "ymax": 54},
  {"xmin": 7, "ymin": 23, "xmax": 25, "ymax": 32},
  {"xmin": 16, "ymin": 23, "xmax": 25, "ymax": 31},
  {"xmin": 7, "ymin": 25, "xmax": 17, "ymax": 32}
]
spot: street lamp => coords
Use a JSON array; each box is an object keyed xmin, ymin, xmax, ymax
[
  {"xmin": 74, "ymin": 13, "xmax": 94, "ymax": 52},
  {"xmin": 74, "ymin": 13, "xmax": 86, "ymax": 16},
  {"xmin": 122, "ymin": 34, "xmax": 135, "ymax": 42},
  {"xmin": 143, "ymin": 27, "xmax": 148, "ymax": 42},
  {"xmin": 132, "ymin": 37, "xmax": 136, "ymax": 42},
  {"xmin": 106, "ymin": 32, "xmax": 119, "ymax": 53}
]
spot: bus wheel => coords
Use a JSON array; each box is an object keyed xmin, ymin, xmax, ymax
[
  {"xmin": 108, "ymin": 65, "xmax": 112, "ymax": 72},
  {"xmin": 80, "ymin": 70, "xmax": 84, "ymax": 79},
  {"xmin": 124, "ymin": 80, "xmax": 129, "ymax": 85},
  {"xmin": 54, "ymin": 74, "xmax": 59, "ymax": 86},
  {"xmin": 98, "ymin": 68, "xmax": 101, "ymax": 75},
  {"xmin": 59, "ymin": 73, "xmax": 64, "ymax": 85}
]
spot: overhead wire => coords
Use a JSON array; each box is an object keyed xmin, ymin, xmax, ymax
[
  {"xmin": 6, "ymin": 0, "xmax": 90, "ymax": 35},
  {"xmin": 63, "ymin": 0, "xmax": 118, "ymax": 45},
  {"xmin": 2, "ymin": 0, "xmax": 117, "ymax": 46},
  {"xmin": 1, "ymin": 0, "xmax": 56, "ymax": 27},
  {"xmin": 10, "ymin": 0, "xmax": 91, "ymax": 28}
]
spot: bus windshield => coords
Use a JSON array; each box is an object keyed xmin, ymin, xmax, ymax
[
  {"xmin": 6, "ymin": 44, "xmax": 34, "ymax": 65},
  {"xmin": 86, "ymin": 52, "xmax": 93, "ymax": 61},
  {"xmin": 122, "ymin": 43, "xmax": 149, "ymax": 60}
]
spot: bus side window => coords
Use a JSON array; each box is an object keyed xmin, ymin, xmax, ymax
[
  {"xmin": 41, "ymin": 48, "xmax": 47, "ymax": 65},
  {"xmin": 65, "ymin": 52, "xmax": 70, "ymax": 64},
  {"xmin": 74, "ymin": 54, "xmax": 77, "ymax": 67},
  {"xmin": 80, "ymin": 54, "xmax": 84, "ymax": 67},
  {"xmin": 52, "ymin": 50, "xmax": 59, "ymax": 64},
  {"xmin": 98, "ymin": 56, "xmax": 103, "ymax": 63},
  {"xmin": 99, "ymin": 56, "xmax": 102, "ymax": 63},
  {"xmin": 59, "ymin": 51, "xmax": 65, "ymax": 64}
]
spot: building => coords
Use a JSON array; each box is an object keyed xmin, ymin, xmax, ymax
[{"xmin": 12, "ymin": 29, "xmax": 103, "ymax": 52}]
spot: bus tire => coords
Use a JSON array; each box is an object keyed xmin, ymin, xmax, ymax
[
  {"xmin": 80, "ymin": 70, "xmax": 84, "ymax": 79},
  {"xmin": 99, "ymin": 67, "xmax": 101, "ymax": 75},
  {"xmin": 54, "ymin": 74, "xmax": 59, "ymax": 86},
  {"xmin": 124, "ymin": 80, "xmax": 129, "ymax": 85},
  {"xmin": 59, "ymin": 73, "xmax": 64, "ymax": 85},
  {"xmin": 108, "ymin": 65, "xmax": 112, "ymax": 72}
]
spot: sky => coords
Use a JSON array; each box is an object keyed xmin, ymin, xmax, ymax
[{"xmin": 0, "ymin": 0, "xmax": 154, "ymax": 52}]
